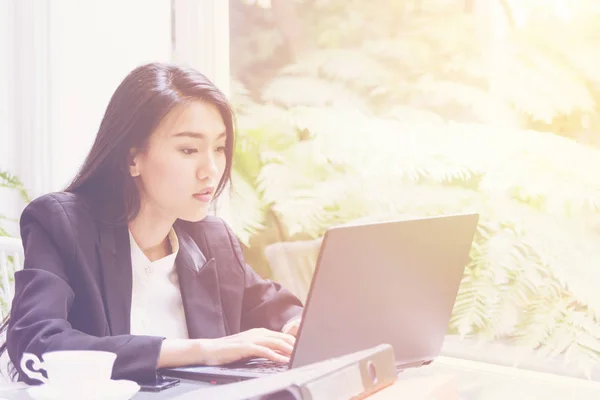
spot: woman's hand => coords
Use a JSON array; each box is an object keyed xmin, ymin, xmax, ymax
[
  {"xmin": 281, "ymin": 317, "xmax": 301, "ymax": 337},
  {"xmin": 196, "ymin": 328, "xmax": 296, "ymax": 365},
  {"xmin": 157, "ymin": 328, "xmax": 295, "ymax": 368}
]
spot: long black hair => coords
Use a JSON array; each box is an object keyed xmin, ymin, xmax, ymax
[
  {"xmin": 66, "ymin": 62, "xmax": 235, "ymax": 223},
  {"xmin": 0, "ymin": 62, "xmax": 236, "ymax": 379}
]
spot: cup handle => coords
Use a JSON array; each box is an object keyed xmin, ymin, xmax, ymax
[{"xmin": 20, "ymin": 353, "xmax": 49, "ymax": 384}]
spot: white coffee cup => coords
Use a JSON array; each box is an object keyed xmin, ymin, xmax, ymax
[{"xmin": 20, "ymin": 350, "xmax": 117, "ymax": 389}]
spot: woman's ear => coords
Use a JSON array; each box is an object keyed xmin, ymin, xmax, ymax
[{"xmin": 129, "ymin": 148, "xmax": 141, "ymax": 177}]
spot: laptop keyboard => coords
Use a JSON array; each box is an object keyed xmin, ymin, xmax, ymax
[{"xmin": 221, "ymin": 359, "xmax": 289, "ymax": 373}]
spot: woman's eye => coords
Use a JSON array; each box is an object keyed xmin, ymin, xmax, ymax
[
  {"xmin": 181, "ymin": 148, "xmax": 198, "ymax": 155},
  {"xmin": 215, "ymin": 146, "xmax": 226, "ymax": 154}
]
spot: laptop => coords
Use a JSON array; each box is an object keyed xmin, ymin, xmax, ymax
[{"xmin": 162, "ymin": 213, "xmax": 479, "ymax": 384}]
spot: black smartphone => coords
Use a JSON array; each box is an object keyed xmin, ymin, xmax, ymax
[{"xmin": 139, "ymin": 376, "xmax": 181, "ymax": 392}]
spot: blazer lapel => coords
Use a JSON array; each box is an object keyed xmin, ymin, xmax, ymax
[
  {"xmin": 98, "ymin": 223, "xmax": 132, "ymax": 335},
  {"xmin": 175, "ymin": 225, "xmax": 227, "ymax": 339}
]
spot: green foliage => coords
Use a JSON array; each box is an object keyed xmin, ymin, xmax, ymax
[
  {"xmin": 0, "ymin": 170, "xmax": 30, "ymax": 237},
  {"xmin": 231, "ymin": 92, "xmax": 600, "ymax": 376},
  {"xmin": 0, "ymin": 170, "xmax": 30, "ymax": 204},
  {"xmin": 0, "ymin": 170, "xmax": 28, "ymax": 318},
  {"xmin": 229, "ymin": 0, "xmax": 600, "ymax": 377},
  {"xmin": 233, "ymin": 0, "xmax": 600, "ymax": 138}
]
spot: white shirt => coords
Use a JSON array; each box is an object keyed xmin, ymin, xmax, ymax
[{"xmin": 129, "ymin": 229, "xmax": 189, "ymax": 339}]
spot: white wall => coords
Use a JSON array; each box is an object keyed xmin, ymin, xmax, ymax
[
  {"xmin": 1, "ymin": 0, "xmax": 172, "ymax": 236},
  {"xmin": 48, "ymin": 0, "xmax": 172, "ymax": 191},
  {"xmin": 0, "ymin": 0, "xmax": 19, "ymax": 236},
  {"xmin": 172, "ymin": 0, "xmax": 230, "ymax": 96},
  {"xmin": 0, "ymin": 1, "xmax": 14, "ymax": 170}
]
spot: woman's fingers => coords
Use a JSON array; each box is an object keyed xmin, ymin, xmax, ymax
[
  {"xmin": 257, "ymin": 328, "xmax": 296, "ymax": 346},
  {"xmin": 277, "ymin": 333, "xmax": 296, "ymax": 347},
  {"xmin": 256, "ymin": 337, "xmax": 294, "ymax": 356},
  {"xmin": 249, "ymin": 344, "xmax": 290, "ymax": 364},
  {"xmin": 202, "ymin": 328, "xmax": 297, "ymax": 365}
]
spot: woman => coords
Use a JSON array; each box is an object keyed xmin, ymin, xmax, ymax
[{"xmin": 0, "ymin": 62, "xmax": 303, "ymax": 384}]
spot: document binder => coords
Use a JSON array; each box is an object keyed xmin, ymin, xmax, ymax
[{"xmin": 172, "ymin": 344, "xmax": 397, "ymax": 400}]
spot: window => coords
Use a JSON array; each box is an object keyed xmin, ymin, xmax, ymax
[{"xmin": 222, "ymin": 0, "xmax": 600, "ymax": 380}]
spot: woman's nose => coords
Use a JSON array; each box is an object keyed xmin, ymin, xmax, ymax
[{"xmin": 198, "ymin": 152, "xmax": 218, "ymax": 181}]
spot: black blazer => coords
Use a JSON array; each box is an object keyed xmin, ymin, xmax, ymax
[{"xmin": 7, "ymin": 192, "xmax": 303, "ymax": 384}]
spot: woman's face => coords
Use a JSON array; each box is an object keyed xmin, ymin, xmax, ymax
[{"xmin": 129, "ymin": 100, "xmax": 228, "ymax": 223}]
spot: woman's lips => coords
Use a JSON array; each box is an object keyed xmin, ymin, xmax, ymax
[{"xmin": 193, "ymin": 193, "xmax": 212, "ymax": 203}]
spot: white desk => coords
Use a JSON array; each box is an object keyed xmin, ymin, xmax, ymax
[{"xmin": 3, "ymin": 357, "xmax": 600, "ymax": 399}]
